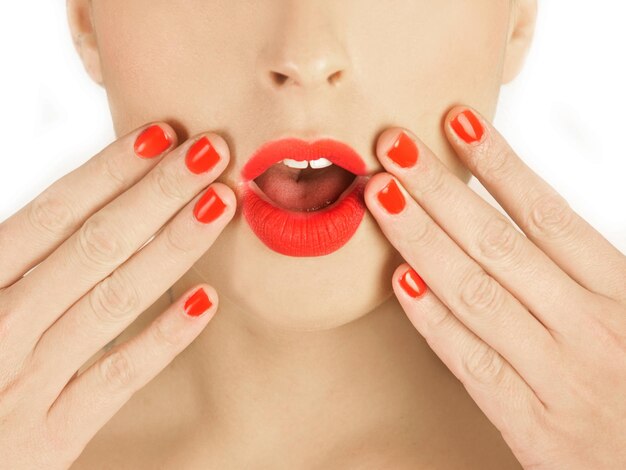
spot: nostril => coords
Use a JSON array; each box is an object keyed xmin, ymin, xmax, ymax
[
  {"xmin": 328, "ymin": 70, "xmax": 342, "ymax": 86},
  {"xmin": 270, "ymin": 71, "xmax": 290, "ymax": 86}
]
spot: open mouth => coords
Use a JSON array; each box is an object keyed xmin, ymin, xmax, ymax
[
  {"xmin": 251, "ymin": 158, "xmax": 358, "ymax": 212},
  {"xmin": 239, "ymin": 137, "xmax": 369, "ymax": 257}
]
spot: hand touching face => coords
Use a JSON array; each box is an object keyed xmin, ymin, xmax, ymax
[{"xmin": 365, "ymin": 105, "xmax": 626, "ymax": 469}]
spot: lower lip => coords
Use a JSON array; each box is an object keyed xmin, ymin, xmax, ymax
[{"xmin": 240, "ymin": 175, "xmax": 368, "ymax": 257}]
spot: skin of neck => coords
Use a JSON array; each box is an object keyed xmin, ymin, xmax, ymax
[{"xmin": 160, "ymin": 267, "xmax": 476, "ymax": 458}]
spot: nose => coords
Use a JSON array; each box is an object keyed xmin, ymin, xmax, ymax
[{"xmin": 258, "ymin": 2, "xmax": 350, "ymax": 91}]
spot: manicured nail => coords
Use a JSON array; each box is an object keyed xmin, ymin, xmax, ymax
[
  {"xmin": 184, "ymin": 287, "xmax": 213, "ymax": 317},
  {"xmin": 377, "ymin": 178, "xmax": 405, "ymax": 214},
  {"xmin": 399, "ymin": 268, "xmax": 428, "ymax": 299},
  {"xmin": 387, "ymin": 131, "xmax": 419, "ymax": 168},
  {"xmin": 193, "ymin": 187, "xmax": 226, "ymax": 223},
  {"xmin": 134, "ymin": 125, "xmax": 172, "ymax": 159},
  {"xmin": 450, "ymin": 109, "xmax": 484, "ymax": 144},
  {"xmin": 185, "ymin": 136, "xmax": 221, "ymax": 174}
]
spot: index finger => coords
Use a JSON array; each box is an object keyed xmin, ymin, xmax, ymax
[
  {"xmin": 444, "ymin": 106, "xmax": 626, "ymax": 303},
  {"xmin": 0, "ymin": 123, "xmax": 177, "ymax": 288}
]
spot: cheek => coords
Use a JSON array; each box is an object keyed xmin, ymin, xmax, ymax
[
  {"xmin": 92, "ymin": 0, "xmax": 242, "ymax": 135},
  {"xmin": 357, "ymin": 2, "xmax": 509, "ymax": 112},
  {"xmin": 351, "ymin": 1, "xmax": 509, "ymax": 180}
]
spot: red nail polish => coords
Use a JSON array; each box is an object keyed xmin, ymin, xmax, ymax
[
  {"xmin": 185, "ymin": 137, "xmax": 221, "ymax": 174},
  {"xmin": 134, "ymin": 125, "xmax": 172, "ymax": 159},
  {"xmin": 387, "ymin": 131, "xmax": 419, "ymax": 168},
  {"xmin": 377, "ymin": 178, "xmax": 405, "ymax": 214},
  {"xmin": 450, "ymin": 109, "xmax": 484, "ymax": 144},
  {"xmin": 193, "ymin": 187, "xmax": 226, "ymax": 223},
  {"xmin": 184, "ymin": 287, "xmax": 213, "ymax": 317},
  {"xmin": 399, "ymin": 268, "xmax": 428, "ymax": 299}
]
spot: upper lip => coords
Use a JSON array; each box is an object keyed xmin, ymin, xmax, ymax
[{"xmin": 240, "ymin": 138, "xmax": 368, "ymax": 182}]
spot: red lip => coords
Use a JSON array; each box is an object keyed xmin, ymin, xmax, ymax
[
  {"xmin": 239, "ymin": 138, "xmax": 369, "ymax": 257},
  {"xmin": 241, "ymin": 138, "xmax": 368, "ymax": 181}
]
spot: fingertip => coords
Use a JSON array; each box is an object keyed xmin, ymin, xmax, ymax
[
  {"xmin": 363, "ymin": 172, "xmax": 391, "ymax": 213},
  {"xmin": 393, "ymin": 262, "xmax": 413, "ymax": 283},
  {"xmin": 394, "ymin": 264, "xmax": 429, "ymax": 300},
  {"xmin": 204, "ymin": 132, "xmax": 231, "ymax": 163},
  {"xmin": 133, "ymin": 122, "xmax": 178, "ymax": 159},
  {"xmin": 209, "ymin": 182, "xmax": 238, "ymax": 213},
  {"xmin": 445, "ymin": 105, "xmax": 467, "ymax": 121},
  {"xmin": 200, "ymin": 284, "xmax": 219, "ymax": 312},
  {"xmin": 444, "ymin": 106, "xmax": 487, "ymax": 146},
  {"xmin": 364, "ymin": 172, "xmax": 394, "ymax": 196},
  {"xmin": 376, "ymin": 127, "xmax": 411, "ymax": 157},
  {"xmin": 182, "ymin": 284, "xmax": 219, "ymax": 318}
]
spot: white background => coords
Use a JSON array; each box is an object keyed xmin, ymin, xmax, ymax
[{"xmin": 0, "ymin": 2, "xmax": 624, "ymax": 252}]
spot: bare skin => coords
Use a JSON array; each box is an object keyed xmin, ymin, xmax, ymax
[
  {"xmin": 71, "ymin": 279, "xmax": 521, "ymax": 469},
  {"xmin": 12, "ymin": 0, "xmax": 613, "ymax": 468}
]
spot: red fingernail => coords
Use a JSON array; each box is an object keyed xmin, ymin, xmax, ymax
[
  {"xmin": 193, "ymin": 187, "xmax": 226, "ymax": 223},
  {"xmin": 450, "ymin": 109, "xmax": 484, "ymax": 144},
  {"xmin": 387, "ymin": 131, "xmax": 419, "ymax": 168},
  {"xmin": 377, "ymin": 178, "xmax": 405, "ymax": 214},
  {"xmin": 185, "ymin": 137, "xmax": 221, "ymax": 174},
  {"xmin": 399, "ymin": 268, "xmax": 428, "ymax": 299},
  {"xmin": 134, "ymin": 125, "xmax": 172, "ymax": 159},
  {"xmin": 184, "ymin": 287, "xmax": 213, "ymax": 317}
]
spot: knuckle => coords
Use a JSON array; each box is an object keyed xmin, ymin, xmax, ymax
[
  {"xmin": 76, "ymin": 214, "xmax": 127, "ymax": 268},
  {"xmin": 28, "ymin": 188, "xmax": 79, "ymax": 235},
  {"xmin": 100, "ymin": 152, "xmax": 129, "ymax": 191},
  {"xmin": 470, "ymin": 140, "xmax": 512, "ymax": 182},
  {"xmin": 98, "ymin": 348, "xmax": 134, "ymax": 390},
  {"xmin": 404, "ymin": 218, "xmax": 438, "ymax": 248},
  {"xmin": 151, "ymin": 317, "xmax": 182, "ymax": 348},
  {"xmin": 526, "ymin": 191, "xmax": 577, "ymax": 239},
  {"xmin": 0, "ymin": 307, "xmax": 12, "ymax": 340},
  {"xmin": 0, "ymin": 365, "xmax": 25, "ymax": 401},
  {"xmin": 163, "ymin": 220, "xmax": 195, "ymax": 254},
  {"xmin": 89, "ymin": 270, "xmax": 140, "ymax": 323},
  {"xmin": 419, "ymin": 163, "xmax": 450, "ymax": 199},
  {"xmin": 463, "ymin": 341, "xmax": 506, "ymax": 385},
  {"xmin": 424, "ymin": 306, "xmax": 456, "ymax": 333},
  {"xmin": 459, "ymin": 268, "xmax": 505, "ymax": 315},
  {"xmin": 476, "ymin": 215, "xmax": 524, "ymax": 266},
  {"xmin": 148, "ymin": 163, "xmax": 188, "ymax": 205}
]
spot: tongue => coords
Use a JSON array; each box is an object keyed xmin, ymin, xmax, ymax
[{"xmin": 253, "ymin": 164, "xmax": 357, "ymax": 212}]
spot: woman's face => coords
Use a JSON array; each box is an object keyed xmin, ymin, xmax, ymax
[{"xmin": 78, "ymin": 0, "xmax": 525, "ymax": 330}]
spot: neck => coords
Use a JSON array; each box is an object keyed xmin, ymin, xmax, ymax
[{"xmin": 162, "ymin": 268, "xmax": 462, "ymax": 458}]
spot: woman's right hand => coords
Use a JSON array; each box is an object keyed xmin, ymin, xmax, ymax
[{"xmin": 0, "ymin": 123, "xmax": 236, "ymax": 469}]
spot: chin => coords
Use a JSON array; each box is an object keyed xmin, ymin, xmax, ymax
[{"xmin": 193, "ymin": 207, "xmax": 405, "ymax": 331}]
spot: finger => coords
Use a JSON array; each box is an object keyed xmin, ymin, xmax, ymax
[
  {"xmin": 5, "ymin": 132, "xmax": 229, "ymax": 352},
  {"xmin": 375, "ymin": 127, "xmax": 593, "ymax": 336},
  {"xmin": 444, "ymin": 106, "xmax": 626, "ymax": 304},
  {"xmin": 0, "ymin": 123, "xmax": 177, "ymax": 288},
  {"xmin": 44, "ymin": 283, "xmax": 218, "ymax": 463},
  {"xmin": 31, "ymin": 183, "xmax": 235, "ymax": 399},
  {"xmin": 364, "ymin": 174, "xmax": 558, "ymax": 399},
  {"xmin": 391, "ymin": 262, "xmax": 547, "ymax": 454}
]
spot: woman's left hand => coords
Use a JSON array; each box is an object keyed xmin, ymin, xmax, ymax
[{"xmin": 364, "ymin": 105, "xmax": 626, "ymax": 470}]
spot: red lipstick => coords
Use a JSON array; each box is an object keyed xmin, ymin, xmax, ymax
[{"xmin": 239, "ymin": 138, "xmax": 369, "ymax": 257}]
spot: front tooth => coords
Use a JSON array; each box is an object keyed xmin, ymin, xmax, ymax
[
  {"xmin": 282, "ymin": 158, "xmax": 309, "ymax": 169},
  {"xmin": 309, "ymin": 157, "xmax": 333, "ymax": 169}
]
